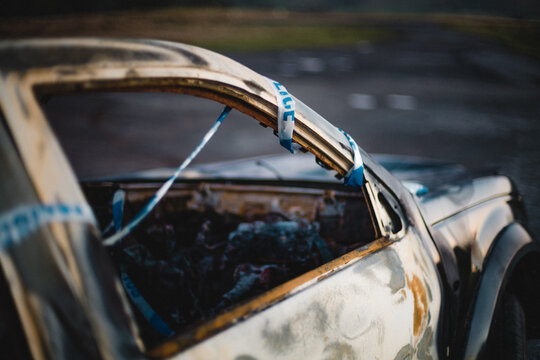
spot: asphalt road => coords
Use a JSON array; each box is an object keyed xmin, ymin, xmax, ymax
[
  {"xmin": 232, "ymin": 22, "xmax": 540, "ymax": 237},
  {"xmin": 45, "ymin": 22, "xmax": 540, "ymax": 236}
]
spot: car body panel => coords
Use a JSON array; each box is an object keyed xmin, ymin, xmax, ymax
[
  {"xmin": 0, "ymin": 38, "xmax": 357, "ymax": 186},
  {"xmin": 0, "ymin": 38, "xmax": 537, "ymax": 360},
  {"xmin": 419, "ymin": 176, "xmax": 514, "ymax": 227},
  {"xmin": 424, "ymin": 181, "xmax": 533, "ymax": 358},
  {"xmin": 158, "ymin": 229, "xmax": 441, "ymax": 360},
  {"xmin": 103, "ymin": 152, "xmax": 465, "ymax": 186},
  {"xmin": 464, "ymin": 223, "xmax": 536, "ymax": 359},
  {"xmin": 0, "ymin": 117, "xmax": 143, "ymax": 359},
  {"xmin": 0, "ymin": 39, "xmax": 363, "ymax": 359}
]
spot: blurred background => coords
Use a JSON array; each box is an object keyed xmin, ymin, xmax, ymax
[{"xmin": 1, "ymin": 1, "xmax": 539, "ymax": 235}]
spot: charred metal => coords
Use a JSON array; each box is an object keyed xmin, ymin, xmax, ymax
[
  {"xmin": 83, "ymin": 181, "xmax": 375, "ymax": 348},
  {"xmin": 0, "ymin": 38, "xmax": 537, "ymax": 360}
]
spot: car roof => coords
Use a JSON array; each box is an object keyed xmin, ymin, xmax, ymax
[{"xmin": 1, "ymin": 38, "xmax": 385, "ymax": 193}]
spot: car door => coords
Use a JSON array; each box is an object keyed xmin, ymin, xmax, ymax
[
  {"xmin": 149, "ymin": 169, "xmax": 442, "ymax": 360},
  {"xmin": 0, "ymin": 39, "xmax": 442, "ymax": 359}
]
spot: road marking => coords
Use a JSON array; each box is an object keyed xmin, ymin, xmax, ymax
[
  {"xmin": 298, "ymin": 57, "xmax": 326, "ymax": 73},
  {"xmin": 386, "ymin": 94, "xmax": 417, "ymax": 110},
  {"xmin": 347, "ymin": 93, "xmax": 377, "ymax": 110}
]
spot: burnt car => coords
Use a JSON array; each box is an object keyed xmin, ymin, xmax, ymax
[{"xmin": 0, "ymin": 39, "xmax": 539, "ymax": 360}]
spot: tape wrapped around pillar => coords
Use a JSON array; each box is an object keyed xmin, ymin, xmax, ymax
[
  {"xmin": 338, "ymin": 129, "xmax": 364, "ymax": 188},
  {"xmin": 0, "ymin": 203, "xmax": 95, "ymax": 249},
  {"xmin": 266, "ymin": 77, "xmax": 296, "ymax": 154}
]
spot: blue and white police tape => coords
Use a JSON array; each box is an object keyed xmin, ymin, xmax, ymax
[
  {"xmin": 103, "ymin": 105, "xmax": 232, "ymax": 247},
  {"xmin": 338, "ymin": 129, "xmax": 364, "ymax": 188},
  {"xmin": 0, "ymin": 203, "xmax": 95, "ymax": 249},
  {"xmin": 112, "ymin": 189, "xmax": 126, "ymax": 232},
  {"xmin": 109, "ymin": 190, "xmax": 176, "ymax": 337},
  {"xmin": 120, "ymin": 268, "xmax": 175, "ymax": 337},
  {"xmin": 102, "ymin": 189, "xmax": 126, "ymax": 234},
  {"xmin": 266, "ymin": 77, "xmax": 296, "ymax": 153}
]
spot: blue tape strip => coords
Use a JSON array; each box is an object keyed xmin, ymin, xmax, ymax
[
  {"xmin": 112, "ymin": 191, "xmax": 175, "ymax": 337},
  {"xmin": 120, "ymin": 269, "xmax": 175, "ymax": 337},
  {"xmin": 402, "ymin": 181, "xmax": 428, "ymax": 196},
  {"xmin": 0, "ymin": 203, "xmax": 95, "ymax": 249},
  {"xmin": 103, "ymin": 106, "xmax": 231, "ymax": 247},
  {"xmin": 266, "ymin": 78, "xmax": 296, "ymax": 154},
  {"xmin": 102, "ymin": 190, "xmax": 126, "ymax": 234},
  {"xmin": 112, "ymin": 190, "xmax": 125, "ymax": 232},
  {"xmin": 338, "ymin": 129, "xmax": 364, "ymax": 188}
]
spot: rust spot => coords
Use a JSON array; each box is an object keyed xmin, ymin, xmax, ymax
[
  {"xmin": 394, "ymin": 344, "xmax": 414, "ymax": 360},
  {"xmin": 407, "ymin": 274, "xmax": 428, "ymax": 337},
  {"xmin": 125, "ymin": 68, "xmax": 140, "ymax": 78},
  {"xmin": 172, "ymin": 48, "xmax": 208, "ymax": 66},
  {"xmin": 395, "ymin": 288, "xmax": 407, "ymax": 304},
  {"xmin": 235, "ymin": 356, "xmax": 257, "ymax": 360},
  {"xmin": 262, "ymin": 322, "xmax": 296, "ymax": 354},
  {"xmin": 417, "ymin": 327, "xmax": 434, "ymax": 360},
  {"xmin": 382, "ymin": 248, "xmax": 405, "ymax": 294},
  {"xmin": 317, "ymin": 268, "xmax": 336, "ymax": 282},
  {"xmin": 0, "ymin": 46, "xmax": 169, "ymax": 71},
  {"xmin": 134, "ymin": 40, "xmax": 209, "ymax": 66},
  {"xmin": 306, "ymin": 302, "xmax": 329, "ymax": 333},
  {"xmin": 243, "ymin": 80, "xmax": 265, "ymax": 94},
  {"xmin": 323, "ymin": 342, "xmax": 357, "ymax": 360},
  {"xmin": 425, "ymin": 279, "xmax": 433, "ymax": 302},
  {"xmin": 56, "ymin": 68, "xmax": 78, "ymax": 77}
]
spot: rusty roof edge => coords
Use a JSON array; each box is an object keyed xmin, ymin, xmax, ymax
[{"xmin": 0, "ymin": 38, "xmax": 356, "ymax": 177}]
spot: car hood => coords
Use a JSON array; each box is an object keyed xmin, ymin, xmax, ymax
[
  {"xmin": 98, "ymin": 152, "xmax": 514, "ymax": 227},
  {"xmin": 369, "ymin": 155, "xmax": 513, "ymax": 226},
  {"xmin": 99, "ymin": 152, "xmax": 467, "ymax": 186}
]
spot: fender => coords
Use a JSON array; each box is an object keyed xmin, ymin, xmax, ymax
[{"xmin": 463, "ymin": 222, "xmax": 539, "ymax": 359}]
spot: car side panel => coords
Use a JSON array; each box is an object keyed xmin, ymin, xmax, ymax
[
  {"xmin": 427, "ymin": 192, "xmax": 533, "ymax": 357},
  {"xmin": 0, "ymin": 101, "xmax": 143, "ymax": 359},
  {"xmin": 464, "ymin": 223, "xmax": 536, "ymax": 359},
  {"xmin": 170, "ymin": 230, "xmax": 441, "ymax": 360}
]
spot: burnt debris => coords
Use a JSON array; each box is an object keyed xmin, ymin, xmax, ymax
[
  {"xmin": 82, "ymin": 182, "xmax": 375, "ymax": 348},
  {"xmin": 110, "ymin": 211, "xmax": 336, "ymax": 347}
]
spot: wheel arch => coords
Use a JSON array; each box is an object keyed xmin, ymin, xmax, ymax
[
  {"xmin": 463, "ymin": 222, "xmax": 540, "ymax": 359},
  {"xmin": 504, "ymin": 248, "xmax": 540, "ymax": 343}
]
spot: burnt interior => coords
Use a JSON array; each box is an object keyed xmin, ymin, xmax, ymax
[{"xmin": 83, "ymin": 181, "xmax": 376, "ymax": 348}]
